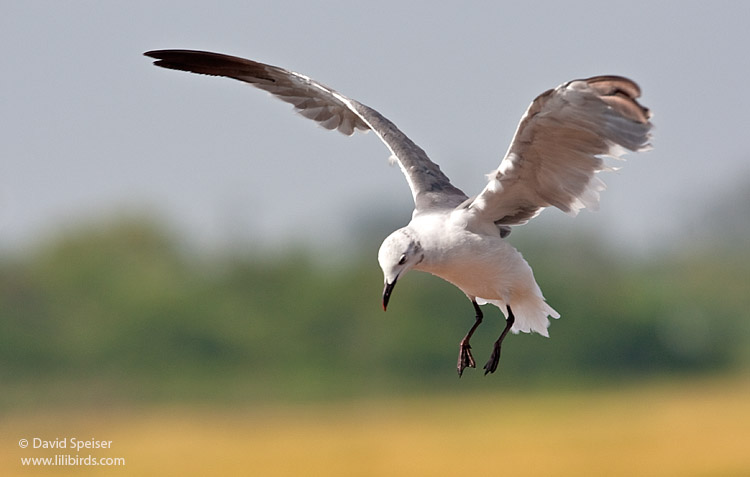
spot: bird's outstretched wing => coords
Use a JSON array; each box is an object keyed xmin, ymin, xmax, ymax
[
  {"xmin": 144, "ymin": 50, "xmax": 468, "ymax": 211},
  {"xmin": 467, "ymin": 76, "xmax": 652, "ymax": 226}
]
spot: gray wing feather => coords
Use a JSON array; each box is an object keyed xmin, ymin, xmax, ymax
[
  {"xmin": 144, "ymin": 50, "xmax": 467, "ymax": 211},
  {"xmin": 467, "ymin": 75, "xmax": 652, "ymax": 225}
]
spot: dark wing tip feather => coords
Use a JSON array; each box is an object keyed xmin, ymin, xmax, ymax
[
  {"xmin": 144, "ymin": 50, "xmax": 276, "ymax": 82},
  {"xmin": 144, "ymin": 49, "xmax": 241, "ymax": 65},
  {"xmin": 584, "ymin": 75, "xmax": 641, "ymax": 97},
  {"xmin": 582, "ymin": 75, "xmax": 651, "ymax": 124}
]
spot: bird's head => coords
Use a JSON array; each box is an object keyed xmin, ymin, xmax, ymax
[{"xmin": 377, "ymin": 228, "xmax": 423, "ymax": 311}]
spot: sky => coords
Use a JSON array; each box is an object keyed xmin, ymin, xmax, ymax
[{"xmin": 2, "ymin": 1, "xmax": 749, "ymax": 256}]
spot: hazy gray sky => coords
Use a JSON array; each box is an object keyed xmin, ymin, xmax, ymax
[{"xmin": 3, "ymin": 1, "xmax": 749, "ymax": 254}]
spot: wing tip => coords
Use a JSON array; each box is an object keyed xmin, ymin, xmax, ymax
[
  {"xmin": 144, "ymin": 49, "xmax": 274, "ymax": 81},
  {"xmin": 581, "ymin": 75, "xmax": 652, "ymax": 124}
]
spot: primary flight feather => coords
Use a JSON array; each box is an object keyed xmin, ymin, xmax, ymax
[{"xmin": 145, "ymin": 49, "xmax": 652, "ymax": 376}]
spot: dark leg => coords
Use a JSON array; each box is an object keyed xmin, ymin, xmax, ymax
[
  {"xmin": 483, "ymin": 305, "xmax": 515, "ymax": 375},
  {"xmin": 457, "ymin": 300, "xmax": 483, "ymax": 377}
]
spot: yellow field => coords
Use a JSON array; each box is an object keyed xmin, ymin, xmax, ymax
[{"xmin": 3, "ymin": 377, "xmax": 749, "ymax": 476}]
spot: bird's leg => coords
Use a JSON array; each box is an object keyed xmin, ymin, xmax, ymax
[
  {"xmin": 457, "ymin": 300, "xmax": 483, "ymax": 377},
  {"xmin": 483, "ymin": 305, "xmax": 515, "ymax": 375}
]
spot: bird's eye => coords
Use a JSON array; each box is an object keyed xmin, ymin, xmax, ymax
[{"xmin": 398, "ymin": 254, "xmax": 407, "ymax": 265}]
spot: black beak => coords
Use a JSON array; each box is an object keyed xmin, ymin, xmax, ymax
[{"xmin": 382, "ymin": 277, "xmax": 397, "ymax": 311}]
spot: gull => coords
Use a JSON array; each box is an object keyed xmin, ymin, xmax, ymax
[{"xmin": 145, "ymin": 50, "xmax": 652, "ymax": 376}]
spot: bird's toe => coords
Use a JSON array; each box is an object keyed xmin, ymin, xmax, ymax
[
  {"xmin": 457, "ymin": 343, "xmax": 476, "ymax": 377},
  {"xmin": 483, "ymin": 344, "xmax": 501, "ymax": 375}
]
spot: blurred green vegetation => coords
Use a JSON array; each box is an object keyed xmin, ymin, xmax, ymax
[{"xmin": 1, "ymin": 216, "xmax": 748, "ymax": 409}]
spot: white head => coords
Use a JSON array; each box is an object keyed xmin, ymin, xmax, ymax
[{"xmin": 377, "ymin": 227, "xmax": 423, "ymax": 311}]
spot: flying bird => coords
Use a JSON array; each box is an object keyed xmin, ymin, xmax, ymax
[{"xmin": 145, "ymin": 49, "xmax": 652, "ymax": 376}]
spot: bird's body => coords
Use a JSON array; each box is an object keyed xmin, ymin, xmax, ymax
[
  {"xmin": 383, "ymin": 205, "xmax": 558, "ymax": 338},
  {"xmin": 145, "ymin": 49, "xmax": 652, "ymax": 376}
]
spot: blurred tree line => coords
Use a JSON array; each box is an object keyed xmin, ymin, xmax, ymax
[{"xmin": 1, "ymin": 213, "xmax": 748, "ymax": 408}]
